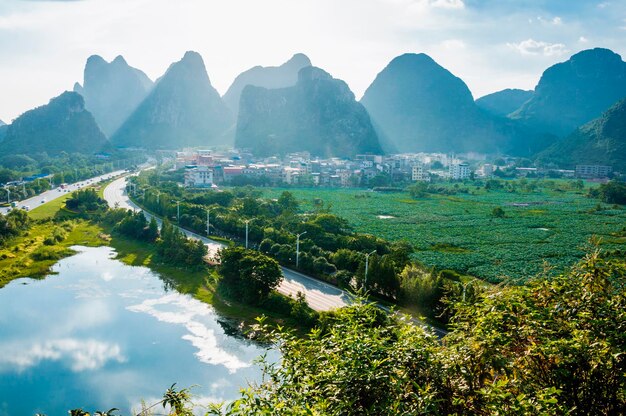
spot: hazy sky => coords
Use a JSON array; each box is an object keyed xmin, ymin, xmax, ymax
[{"xmin": 1, "ymin": 0, "xmax": 625, "ymax": 122}]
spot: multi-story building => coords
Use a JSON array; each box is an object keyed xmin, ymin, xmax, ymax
[
  {"xmin": 449, "ymin": 163, "xmax": 470, "ymax": 180},
  {"xmin": 184, "ymin": 165, "xmax": 214, "ymax": 188},
  {"xmin": 575, "ymin": 165, "xmax": 612, "ymax": 178},
  {"xmin": 411, "ymin": 163, "xmax": 430, "ymax": 182}
]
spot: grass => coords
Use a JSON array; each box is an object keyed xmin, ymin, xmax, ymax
[
  {"xmin": 28, "ymin": 192, "xmax": 75, "ymax": 220},
  {"xmin": 0, "ymin": 220, "xmax": 109, "ymax": 287}
]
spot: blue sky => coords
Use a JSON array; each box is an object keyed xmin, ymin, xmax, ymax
[{"xmin": 0, "ymin": 0, "xmax": 625, "ymax": 122}]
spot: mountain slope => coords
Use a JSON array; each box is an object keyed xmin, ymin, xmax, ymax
[
  {"xmin": 223, "ymin": 53, "xmax": 312, "ymax": 116},
  {"xmin": 74, "ymin": 55, "xmax": 153, "ymax": 137},
  {"xmin": 537, "ymin": 98, "xmax": 626, "ymax": 171},
  {"xmin": 476, "ymin": 89, "xmax": 533, "ymax": 117},
  {"xmin": 510, "ymin": 48, "xmax": 626, "ymax": 136},
  {"xmin": 111, "ymin": 51, "xmax": 233, "ymax": 149},
  {"xmin": 0, "ymin": 120, "xmax": 5, "ymax": 127},
  {"xmin": 360, "ymin": 53, "xmax": 543, "ymax": 155},
  {"xmin": 0, "ymin": 91, "xmax": 108, "ymax": 156},
  {"xmin": 235, "ymin": 66, "xmax": 382, "ymax": 157}
]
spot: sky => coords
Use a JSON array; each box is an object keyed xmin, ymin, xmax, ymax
[{"xmin": 0, "ymin": 0, "xmax": 625, "ymax": 123}]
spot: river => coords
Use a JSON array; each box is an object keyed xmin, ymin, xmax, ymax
[{"xmin": 0, "ymin": 246, "xmax": 275, "ymax": 415}]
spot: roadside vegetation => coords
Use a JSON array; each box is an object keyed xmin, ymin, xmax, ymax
[{"xmin": 128, "ymin": 170, "xmax": 479, "ymax": 325}]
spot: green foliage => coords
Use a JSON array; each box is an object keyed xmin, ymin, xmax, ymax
[
  {"xmin": 210, "ymin": 252, "xmax": 626, "ymax": 415},
  {"xmin": 157, "ymin": 220, "xmax": 207, "ymax": 267},
  {"xmin": 491, "ymin": 206, "xmax": 506, "ymax": 218},
  {"xmin": 399, "ymin": 263, "xmax": 445, "ymax": 315},
  {"xmin": 66, "ymin": 188, "xmax": 108, "ymax": 214},
  {"xmin": 113, "ymin": 210, "xmax": 158, "ymax": 242},
  {"xmin": 218, "ymin": 246, "xmax": 283, "ymax": 305},
  {"xmin": 0, "ymin": 209, "xmax": 31, "ymax": 245},
  {"xmin": 596, "ymin": 180, "xmax": 626, "ymax": 204}
]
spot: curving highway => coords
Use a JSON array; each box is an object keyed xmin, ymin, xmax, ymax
[
  {"xmin": 103, "ymin": 176, "xmax": 352, "ymax": 312},
  {"xmin": 1, "ymin": 170, "xmax": 127, "ymax": 215}
]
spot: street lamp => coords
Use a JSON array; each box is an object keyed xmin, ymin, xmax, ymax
[
  {"xmin": 364, "ymin": 250, "xmax": 376, "ymax": 289},
  {"xmin": 295, "ymin": 231, "xmax": 307, "ymax": 268},
  {"xmin": 3, "ymin": 187, "xmax": 10, "ymax": 204},
  {"xmin": 176, "ymin": 201, "xmax": 180, "ymax": 224}
]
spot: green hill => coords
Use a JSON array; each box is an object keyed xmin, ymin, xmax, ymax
[
  {"xmin": 111, "ymin": 51, "xmax": 233, "ymax": 150},
  {"xmin": 537, "ymin": 97, "xmax": 626, "ymax": 171},
  {"xmin": 510, "ymin": 48, "xmax": 626, "ymax": 137},
  {"xmin": 476, "ymin": 88, "xmax": 533, "ymax": 117},
  {"xmin": 360, "ymin": 53, "xmax": 546, "ymax": 155},
  {"xmin": 74, "ymin": 55, "xmax": 153, "ymax": 137},
  {"xmin": 235, "ymin": 66, "xmax": 382, "ymax": 157},
  {"xmin": 0, "ymin": 91, "xmax": 108, "ymax": 156},
  {"xmin": 223, "ymin": 53, "xmax": 311, "ymax": 117}
]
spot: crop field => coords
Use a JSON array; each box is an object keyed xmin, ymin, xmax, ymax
[{"xmin": 263, "ymin": 184, "xmax": 626, "ymax": 283}]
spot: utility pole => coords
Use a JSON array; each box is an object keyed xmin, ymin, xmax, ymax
[
  {"xmin": 176, "ymin": 201, "xmax": 180, "ymax": 224},
  {"xmin": 156, "ymin": 191, "xmax": 160, "ymax": 205},
  {"xmin": 364, "ymin": 250, "xmax": 376, "ymax": 289},
  {"xmin": 296, "ymin": 231, "xmax": 307, "ymax": 268},
  {"xmin": 3, "ymin": 187, "xmax": 9, "ymax": 204}
]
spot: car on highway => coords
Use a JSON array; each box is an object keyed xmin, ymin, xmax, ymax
[
  {"xmin": 41, "ymin": 198, "xmax": 46, "ymax": 203},
  {"xmin": 21, "ymin": 205, "xmax": 30, "ymax": 211}
]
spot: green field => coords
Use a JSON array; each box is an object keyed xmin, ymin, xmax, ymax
[{"xmin": 263, "ymin": 184, "xmax": 626, "ymax": 283}]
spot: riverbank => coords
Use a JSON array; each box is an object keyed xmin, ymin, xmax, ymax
[
  {"xmin": 2, "ymin": 196, "xmax": 316, "ymax": 333},
  {"xmin": 0, "ymin": 219, "xmax": 107, "ymax": 287}
]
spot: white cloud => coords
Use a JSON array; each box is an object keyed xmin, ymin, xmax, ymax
[
  {"xmin": 429, "ymin": 0, "xmax": 464, "ymax": 9},
  {"xmin": 552, "ymin": 16, "xmax": 563, "ymax": 25},
  {"xmin": 128, "ymin": 293, "xmax": 250, "ymax": 373},
  {"xmin": 508, "ymin": 39, "xmax": 569, "ymax": 56},
  {"xmin": 579, "ymin": 36, "xmax": 589, "ymax": 43},
  {"xmin": 0, "ymin": 338, "xmax": 125, "ymax": 372},
  {"xmin": 441, "ymin": 39, "xmax": 466, "ymax": 50}
]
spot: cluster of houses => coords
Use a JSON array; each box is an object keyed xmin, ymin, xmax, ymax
[
  {"xmin": 177, "ymin": 150, "xmax": 477, "ymax": 188},
  {"xmin": 175, "ymin": 149, "xmax": 615, "ymax": 189}
]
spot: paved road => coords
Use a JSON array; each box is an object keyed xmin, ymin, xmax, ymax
[
  {"xmin": 103, "ymin": 176, "xmax": 351, "ymax": 311},
  {"xmin": 1, "ymin": 170, "xmax": 127, "ymax": 215}
]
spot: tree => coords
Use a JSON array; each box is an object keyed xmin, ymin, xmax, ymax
[
  {"xmin": 491, "ymin": 207, "xmax": 506, "ymax": 218},
  {"xmin": 218, "ymin": 246, "xmax": 283, "ymax": 304},
  {"xmin": 597, "ymin": 180, "xmax": 626, "ymax": 204},
  {"xmin": 407, "ymin": 182, "xmax": 428, "ymax": 198},
  {"xmin": 277, "ymin": 191, "xmax": 299, "ymax": 214}
]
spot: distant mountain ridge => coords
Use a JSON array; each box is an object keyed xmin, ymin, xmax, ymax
[
  {"xmin": 510, "ymin": 48, "xmax": 626, "ymax": 137},
  {"xmin": 537, "ymin": 97, "xmax": 626, "ymax": 171},
  {"xmin": 74, "ymin": 55, "xmax": 153, "ymax": 137},
  {"xmin": 0, "ymin": 91, "xmax": 108, "ymax": 156},
  {"xmin": 236, "ymin": 66, "xmax": 382, "ymax": 157},
  {"xmin": 111, "ymin": 51, "xmax": 233, "ymax": 150},
  {"xmin": 476, "ymin": 89, "xmax": 533, "ymax": 117},
  {"xmin": 360, "ymin": 53, "xmax": 546, "ymax": 155},
  {"xmin": 0, "ymin": 120, "xmax": 5, "ymax": 127},
  {"xmin": 223, "ymin": 53, "xmax": 312, "ymax": 116}
]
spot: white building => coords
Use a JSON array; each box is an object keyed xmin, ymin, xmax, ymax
[
  {"xmin": 449, "ymin": 163, "xmax": 470, "ymax": 180},
  {"xmin": 412, "ymin": 163, "xmax": 430, "ymax": 182},
  {"xmin": 575, "ymin": 165, "xmax": 612, "ymax": 178},
  {"xmin": 184, "ymin": 166, "xmax": 214, "ymax": 188}
]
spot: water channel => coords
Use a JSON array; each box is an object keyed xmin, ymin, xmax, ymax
[{"xmin": 0, "ymin": 246, "xmax": 274, "ymax": 415}]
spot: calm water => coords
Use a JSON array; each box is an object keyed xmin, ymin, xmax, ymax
[{"xmin": 0, "ymin": 246, "xmax": 274, "ymax": 415}]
